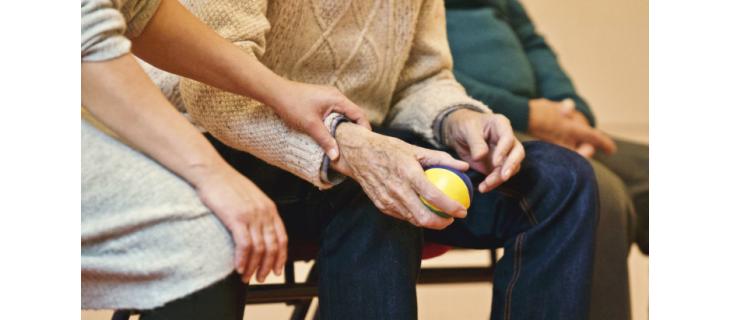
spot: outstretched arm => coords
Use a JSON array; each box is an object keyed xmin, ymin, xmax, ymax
[
  {"xmin": 131, "ymin": 0, "xmax": 368, "ymax": 160},
  {"xmin": 81, "ymin": 0, "xmax": 287, "ymax": 283}
]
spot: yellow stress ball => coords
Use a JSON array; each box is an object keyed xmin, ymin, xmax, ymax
[{"xmin": 420, "ymin": 166, "xmax": 474, "ymax": 218}]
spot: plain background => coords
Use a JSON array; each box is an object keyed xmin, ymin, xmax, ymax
[{"xmin": 80, "ymin": 0, "xmax": 649, "ymax": 319}]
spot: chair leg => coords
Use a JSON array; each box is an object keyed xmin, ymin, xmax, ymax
[
  {"xmin": 111, "ymin": 310, "xmax": 131, "ymax": 320},
  {"xmin": 289, "ymin": 262, "xmax": 319, "ymax": 320},
  {"xmin": 489, "ymin": 249, "xmax": 498, "ymax": 265}
]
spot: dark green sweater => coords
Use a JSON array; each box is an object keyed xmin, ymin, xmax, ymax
[{"xmin": 445, "ymin": 0, "xmax": 595, "ymax": 131}]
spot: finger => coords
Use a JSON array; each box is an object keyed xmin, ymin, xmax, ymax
[
  {"xmin": 256, "ymin": 222, "xmax": 278, "ymax": 283},
  {"xmin": 232, "ymin": 226, "xmax": 253, "ymax": 276},
  {"xmin": 305, "ymin": 119, "xmax": 341, "ymax": 161},
  {"xmin": 560, "ymin": 99, "xmax": 576, "ymax": 116},
  {"xmin": 333, "ymin": 98, "xmax": 372, "ymax": 130},
  {"xmin": 501, "ymin": 140, "xmax": 525, "ymax": 180},
  {"xmin": 574, "ymin": 126, "xmax": 616, "ymax": 155},
  {"xmin": 576, "ymin": 143, "xmax": 595, "ymax": 158},
  {"xmin": 416, "ymin": 148, "xmax": 470, "ymax": 171},
  {"xmin": 243, "ymin": 223, "xmax": 265, "ymax": 283},
  {"xmin": 410, "ymin": 170, "xmax": 467, "ymax": 218},
  {"xmin": 479, "ymin": 168, "xmax": 504, "ymax": 193},
  {"xmin": 272, "ymin": 215, "xmax": 288, "ymax": 276},
  {"xmin": 490, "ymin": 117, "xmax": 516, "ymax": 166},
  {"xmin": 396, "ymin": 186, "xmax": 454, "ymax": 230},
  {"xmin": 465, "ymin": 129, "xmax": 489, "ymax": 161}
]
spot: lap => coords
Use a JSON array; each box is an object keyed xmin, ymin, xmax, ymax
[{"xmin": 81, "ymin": 120, "xmax": 234, "ymax": 310}]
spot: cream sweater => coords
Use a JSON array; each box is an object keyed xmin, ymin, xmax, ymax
[{"xmin": 149, "ymin": 0, "xmax": 491, "ymax": 189}]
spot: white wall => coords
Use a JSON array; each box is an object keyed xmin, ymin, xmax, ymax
[{"xmin": 521, "ymin": 0, "xmax": 649, "ymax": 142}]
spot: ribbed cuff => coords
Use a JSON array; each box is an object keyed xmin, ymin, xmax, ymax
[
  {"xmin": 432, "ymin": 104, "xmax": 490, "ymax": 146},
  {"xmin": 319, "ymin": 113, "xmax": 349, "ymax": 186}
]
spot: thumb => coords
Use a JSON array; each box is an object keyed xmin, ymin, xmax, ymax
[
  {"xmin": 306, "ymin": 120, "xmax": 340, "ymax": 161},
  {"xmin": 332, "ymin": 98, "xmax": 372, "ymax": 130},
  {"xmin": 576, "ymin": 143, "xmax": 596, "ymax": 158},
  {"xmin": 560, "ymin": 99, "xmax": 576, "ymax": 116}
]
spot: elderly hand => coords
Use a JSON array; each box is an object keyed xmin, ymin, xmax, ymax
[
  {"xmin": 193, "ymin": 163, "xmax": 288, "ymax": 284},
  {"xmin": 442, "ymin": 109, "xmax": 525, "ymax": 193},
  {"xmin": 528, "ymin": 98, "xmax": 616, "ymax": 158},
  {"xmin": 270, "ymin": 81, "xmax": 371, "ymax": 161},
  {"xmin": 330, "ymin": 123, "xmax": 470, "ymax": 230}
]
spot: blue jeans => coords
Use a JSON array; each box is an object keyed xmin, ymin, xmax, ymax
[
  {"xmin": 208, "ymin": 129, "xmax": 598, "ymax": 320},
  {"xmin": 207, "ymin": 135, "xmax": 422, "ymax": 319},
  {"xmin": 382, "ymin": 129, "xmax": 599, "ymax": 320}
]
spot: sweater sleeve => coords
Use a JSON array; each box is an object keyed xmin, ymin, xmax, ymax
[
  {"xmin": 386, "ymin": 0, "xmax": 492, "ymax": 147},
  {"xmin": 81, "ymin": 0, "xmax": 130, "ymax": 61},
  {"xmin": 505, "ymin": 0, "xmax": 596, "ymax": 126},
  {"xmin": 177, "ymin": 0, "xmax": 340, "ymax": 189},
  {"xmin": 81, "ymin": 0, "xmax": 161, "ymax": 62},
  {"xmin": 452, "ymin": 69, "xmax": 532, "ymax": 132}
]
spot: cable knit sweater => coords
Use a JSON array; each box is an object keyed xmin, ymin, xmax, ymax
[{"xmin": 148, "ymin": 0, "xmax": 491, "ymax": 189}]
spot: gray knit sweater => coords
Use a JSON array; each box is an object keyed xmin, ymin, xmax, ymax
[{"xmin": 81, "ymin": 0, "xmax": 234, "ymax": 310}]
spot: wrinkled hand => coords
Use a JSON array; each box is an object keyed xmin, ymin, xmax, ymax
[
  {"xmin": 528, "ymin": 98, "xmax": 616, "ymax": 158},
  {"xmin": 193, "ymin": 164, "xmax": 288, "ymax": 283},
  {"xmin": 331, "ymin": 123, "xmax": 470, "ymax": 230},
  {"xmin": 443, "ymin": 110, "xmax": 525, "ymax": 193},
  {"xmin": 271, "ymin": 80, "xmax": 371, "ymax": 160}
]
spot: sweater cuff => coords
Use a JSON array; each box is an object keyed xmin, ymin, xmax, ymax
[
  {"xmin": 319, "ymin": 113, "xmax": 349, "ymax": 186},
  {"xmin": 432, "ymin": 104, "xmax": 490, "ymax": 146}
]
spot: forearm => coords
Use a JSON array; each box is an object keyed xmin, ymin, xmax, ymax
[
  {"xmin": 81, "ymin": 53, "xmax": 229, "ymax": 188},
  {"xmin": 130, "ymin": 0, "xmax": 287, "ymax": 109}
]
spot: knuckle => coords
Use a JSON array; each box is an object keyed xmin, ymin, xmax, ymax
[
  {"xmin": 278, "ymin": 236, "xmax": 288, "ymax": 247},
  {"xmin": 240, "ymin": 241, "xmax": 251, "ymax": 250}
]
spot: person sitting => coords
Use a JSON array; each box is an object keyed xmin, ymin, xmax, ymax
[
  {"xmin": 81, "ymin": 0, "xmax": 387, "ymax": 318},
  {"xmin": 147, "ymin": 0, "xmax": 601, "ymax": 319},
  {"xmin": 444, "ymin": 0, "xmax": 650, "ymax": 318}
]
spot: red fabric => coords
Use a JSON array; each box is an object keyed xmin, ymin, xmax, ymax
[{"xmin": 421, "ymin": 243, "xmax": 452, "ymax": 260}]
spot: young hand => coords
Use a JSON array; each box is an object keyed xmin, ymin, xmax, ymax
[
  {"xmin": 193, "ymin": 163, "xmax": 288, "ymax": 284},
  {"xmin": 270, "ymin": 81, "xmax": 371, "ymax": 161}
]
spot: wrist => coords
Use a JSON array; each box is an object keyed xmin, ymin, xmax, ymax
[
  {"xmin": 183, "ymin": 154, "xmax": 234, "ymax": 190},
  {"xmin": 330, "ymin": 122, "xmax": 372, "ymax": 176},
  {"xmin": 442, "ymin": 108, "xmax": 483, "ymax": 146}
]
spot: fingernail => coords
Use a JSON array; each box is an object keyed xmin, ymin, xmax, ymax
[{"xmin": 327, "ymin": 148, "xmax": 339, "ymax": 160}]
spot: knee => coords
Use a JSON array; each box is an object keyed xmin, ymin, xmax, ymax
[
  {"xmin": 522, "ymin": 141, "xmax": 597, "ymax": 192},
  {"xmin": 519, "ymin": 142, "xmax": 599, "ymax": 226}
]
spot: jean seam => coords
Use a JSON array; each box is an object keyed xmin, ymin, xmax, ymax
[
  {"xmin": 504, "ymin": 232, "xmax": 525, "ymax": 320},
  {"xmin": 499, "ymin": 187, "xmax": 539, "ymax": 226}
]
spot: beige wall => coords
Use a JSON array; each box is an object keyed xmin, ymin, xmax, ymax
[{"xmin": 520, "ymin": 0, "xmax": 649, "ymax": 142}]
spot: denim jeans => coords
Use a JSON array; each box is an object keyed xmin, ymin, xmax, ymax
[
  {"xmin": 207, "ymin": 128, "xmax": 598, "ymax": 320},
  {"xmin": 206, "ymin": 134, "xmax": 422, "ymax": 320},
  {"xmin": 382, "ymin": 129, "xmax": 600, "ymax": 320}
]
